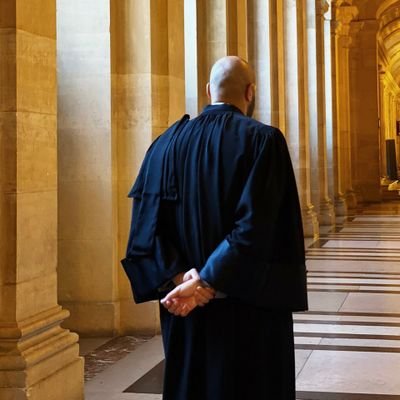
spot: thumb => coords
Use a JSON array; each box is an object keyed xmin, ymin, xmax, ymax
[
  {"xmin": 183, "ymin": 268, "xmax": 200, "ymax": 282},
  {"xmin": 160, "ymin": 285, "xmax": 182, "ymax": 304}
]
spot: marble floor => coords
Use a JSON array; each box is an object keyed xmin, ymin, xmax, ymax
[{"xmin": 82, "ymin": 200, "xmax": 400, "ymax": 399}]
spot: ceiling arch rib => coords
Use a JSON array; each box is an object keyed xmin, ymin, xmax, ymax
[{"xmin": 378, "ymin": 0, "xmax": 400, "ymax": 86}]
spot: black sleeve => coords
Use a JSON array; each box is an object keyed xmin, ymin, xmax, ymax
[
  {"xmin": 122, "ymin": 198, "xmax": 187, "ymax": 303},
  {"xmin": 199, "ymin": 128, "xmax": 303, "ymax": 305}
]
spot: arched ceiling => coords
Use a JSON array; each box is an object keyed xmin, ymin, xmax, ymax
[{"xmin": 377, "ymin": 0, "xmax": 400, "ymax": 86}]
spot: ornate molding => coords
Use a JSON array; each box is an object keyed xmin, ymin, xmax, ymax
[
  {"xmin": 336, "ymin": 0, "xmax": 354, "ymax": 6},
  {"xmin": 317, "ymin": 0, "xmax": 330, "ymax": 16},
  {"xmin": 335, "ymin": 5, "xmax": 359, "ymax": 36},
  {"xmin": 377, "ymin": 0, "xmax": 400, "ymax": 20},
  {"xmin": 382, "ymin": 70, "xmax": 400, "ymax": 95},
  {"xmin": 378, "ymin": 63, "xmax": 387, "ymax": 75}
]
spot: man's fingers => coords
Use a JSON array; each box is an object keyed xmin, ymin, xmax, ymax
[
  {"xmin": 162, "ymin": 299, "xmax": 172, "ymax": 309},
  {"xmin": 180, "ymin": 304, "xmax": 192, "ymax": 317},
  {"xmin": 163, "ymin": 297, "xmax": 197, "ymax": 316},
  {"xmin": 195, "ymin": 286, "xmax": 215, "ymax": 303},
  {"xmin": 194, "ymin": 288, "xmax": 212, "ymax": 304},
  {"xmin": 161, "ymin": 286, "xmax": 181, "ymax": 304},
  {"xmin": 166, "ymin": 299, "xmax": 181, "ymax": 314},
  {"xmin": 199, "ymin": 286, "xmax": 216, "ymax": 298}
]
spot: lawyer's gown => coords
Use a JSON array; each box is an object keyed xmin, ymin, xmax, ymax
[{"xmin": 128, "ymin": 104, "xmax": 308, "ymax": 400}]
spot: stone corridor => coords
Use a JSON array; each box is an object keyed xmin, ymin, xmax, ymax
[{"xmin": 81, "ymin": 200, "xmax": 400, "ymax": 400}]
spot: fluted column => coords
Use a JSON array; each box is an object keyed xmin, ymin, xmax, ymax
[
  {"xmin": 111, "ymin": 0, "xmax": 185, "ymax": 333},
  {"xmin": 0, "ymin": 0, "xmax": 83, "ymax": 398},
  {"xmin": 309, "ymin": 0, "xmax": 335, "ymax": 226},
  {"xmin": 332, "ymin": 1, "xmax": 358, "ymax": 214},
  {"xmin": 284, "ymin": 0, "xmax": 319, "ymax": 238}
]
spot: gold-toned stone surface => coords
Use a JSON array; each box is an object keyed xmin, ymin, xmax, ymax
[
  {"xmin": 0, "ymin": 0, "xmax": 84, "ymax": 398},
  {"xmin": 57, "ymin": 0, "xmax": 118, "ymax": 336}
]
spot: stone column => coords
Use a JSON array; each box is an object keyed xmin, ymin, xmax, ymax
[
  {"xmin": 394, "ymin": 95, "xmax": 400, "ymax": 163},
  {"xmin": 348, "ymin": 19, "xmax": 381, "ymax": 202},
  {"xmin": 324, "ymin": 1, "xmax": 336, "ymax": 208},
  {"xmin": 227, "ymin": 0, "xmax": 249, "ymax": 59},
  {"xmin": 332, "ymin": 1, "xmax": 358, "ymax": 213},
  {"xmin": 111, "ymin": 0, "xmax": 185, "ymax": 334},
  {"xmin": 185, "ymin": 0, "xmax": 240, "ymax": 116},
  {"xmin": 390, "ymin": 93, "xmax": 396, "ymax": 140},
  {"xmin": 308, "ymin": 0, "xmax": 335, "ymax": 226},
  {"xmin": 0, "ymin": 0, "xmax": 83, "ymax": 398},
  {"xmin": 57, "ymin": 0, "xmax": 119, "ymax": 336},
  {"xmin": 397, "ymin": 98, "xmax": 400, "ymax": 164},
  {"xmin": 378, "ymin": 71, "xmax": 387, "ymax": 178},
  {"xmin": 247, "ymin": 0, "xmax": 273, "ymax": 124},
  {"xmin": 283, "ymin": 0, "xmax": 319, "ymax": 238},
  {"xmin": 269, "ymin": 0, "xmax": 287, "ymax": 129}
]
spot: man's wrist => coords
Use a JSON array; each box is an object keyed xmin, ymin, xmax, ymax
[
  {"xmin": 172, "ymin": 272, "xmax": 185, "ymax": 286},
  {"xmin": 200, "ymin": 279, "xmax": 212, "ymax": 289}
]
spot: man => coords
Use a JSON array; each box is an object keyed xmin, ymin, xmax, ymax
[{"xmin": 124, "ymin": 56, "xmax": 307, "ymax": 400}]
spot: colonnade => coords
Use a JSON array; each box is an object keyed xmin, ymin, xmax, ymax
[
  {"xmin": 0, "ymin": 0, "xmax": 391, "ymax": 398},
  {"xmin": 54, "ymin": 0, "xmax": 388, "ymax": 334},
  {"xmin": 377, "ymin": 0, "xmax": 400, "ymax": 181}
]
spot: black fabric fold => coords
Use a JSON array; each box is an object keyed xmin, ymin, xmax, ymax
[{"xmin": 121, "ymin": 114, "xmax": 190, "ymax": 302}]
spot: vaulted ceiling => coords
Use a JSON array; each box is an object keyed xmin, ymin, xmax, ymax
[{"xmin": 377, "ymin": 0, "xmax": 400, "ymax": 86}]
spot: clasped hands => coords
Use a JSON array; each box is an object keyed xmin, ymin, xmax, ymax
[{"xmin": 160, "ymin": 268, "xmax": 216, "ymax": 317}]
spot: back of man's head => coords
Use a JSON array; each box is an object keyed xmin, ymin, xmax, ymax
[{"xmin": 208, "ymin": 56, "xmax": 256, "ymax": 117}]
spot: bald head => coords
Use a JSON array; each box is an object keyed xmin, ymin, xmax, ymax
[{"xmin": 207, "ymin": 56, "xmax": 256, "ymax": 116}]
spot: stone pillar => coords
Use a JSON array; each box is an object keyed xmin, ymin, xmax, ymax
[
  {"xmin": 227, "ymin": 0, "xmax": 249, "ymax": 59},
  {"xmin": 308, "ymin": 0, "xmax": 335, "ymax": 226},
  {"xmin": 185, "ymin": 0, "xmax": 239, "ymax": 116},
  {"xmin": 168, "ymin": 1, "xmax": 187, "ymax": 123},
  {"xmin": 348, "ymin": 19, "xmax": 381, "ymax": 202},
  {"xmin": 247, "ymin": 0, "xmax": 273, "ymax": 124},
  {"xmin": 0, "ymin": 0, "xmax": 83, "ymax": 398},
  {"xmin": 394, "ymin": 95, "xmax": 400, "ymax": 163},
  {"xmin": 111, "ymin": 0, "xmax": 185, "ymax": 334},
  {"xmin": 283, "ymin": 0, "xmax": 319, "ymax": 238},
  {"xmin": 332, "ymin": 1, "xmax": 358, "ymax": 213},
  {"xmin": 57, "ymin": 0, "xmax": 119, "ymax": 336},
  {"xmin": 269, "ymin": 0, "xmax": 287, "ymax": 129},
  {"xmin": 324, "ymin": 1, "xmax": 336, "ymax": 207},
  {"xmin": 378, "ymin": 71, "xmax": 387, "ymax": 178}
]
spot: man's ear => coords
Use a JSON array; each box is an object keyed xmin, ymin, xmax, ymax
[
  {"xmin": 206, "ymin": 83, "xmax": 211, "ymax": 99},
  {"xmin": 245, "ymin": 83, "xmax": 255, "ymax": 102}
]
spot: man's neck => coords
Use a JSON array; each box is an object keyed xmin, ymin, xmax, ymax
[{"xmin": 211, "ymin": 101, "xmax": 246, "ymax": 114}]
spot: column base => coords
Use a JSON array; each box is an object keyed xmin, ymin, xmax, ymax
[
  {"xmin": 360, "ymin": 184, "xmax": 382, "ymax": 202},
  {"xmin": 334, "ymin": 195, "xmax": 348, "ymax": 216},
  {"xmin": 60, "ymin": 300, "xmax": 120, "ymax": 336},
  {"xmin": 345, "ymin": 189, "xmax": 358, "ymax": 210},
  {"xmin": 302, "ymin": 205, "xmax": 320, "ymax": 239},
  {"xmin": 318, "ymin": 198, "xmax": 336, "ymax": 226},
  {"xmin": 0, "ymin": 307, "xmax": 84, "ymax": 400}
]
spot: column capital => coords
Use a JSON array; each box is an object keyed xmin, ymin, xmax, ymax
[
  {"xmin": 334, "ymin": 29, "xmax": 353, "ymax": 47},
  {"xmin": 317, "ymin": 0, "xmax": 330, "ymax": 17},
  {"xmin": 334, "ymin": 4, "xmax": 358, "ymax": 36},
  {"xmin": 335, "ymin": 0, "xmax": 354, "ymax": 6}
]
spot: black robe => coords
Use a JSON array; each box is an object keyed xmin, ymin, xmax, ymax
[{"xmin": 125, "ymin": 104, "xmax": 308, "ymax": 400}]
